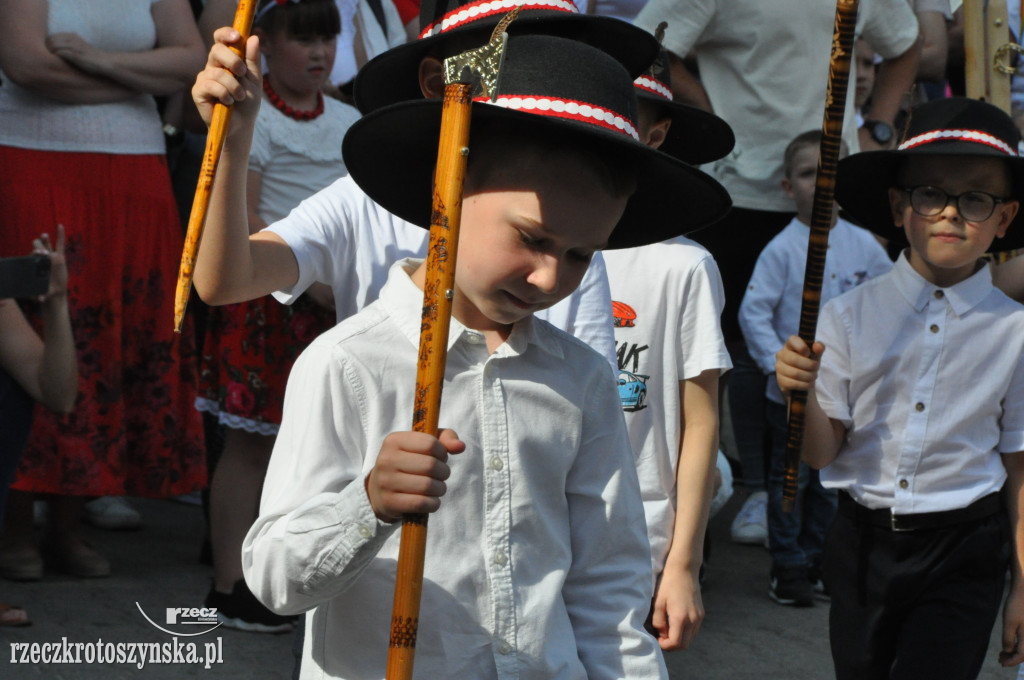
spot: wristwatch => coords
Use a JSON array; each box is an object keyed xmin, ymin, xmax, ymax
[{"xmin": 862, "ymin": 119, "xmax": 895, "ymax": 145}]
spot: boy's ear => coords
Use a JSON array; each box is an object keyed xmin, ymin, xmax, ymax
[
  {"xmin": 418, "ymin": 57, "xmax": 445, "ymax": 99},
  {"xmin": 994, "ymin": 200, "xmax": 1019, "ymax": 239},
  {"xmin": 781, "ymin": 176, "xmax": 794, "ymax": 199},
  {"xmin": 888, "ymin": 187, "xmax": 906, "ymax": 227},
  {"xmin": 643, "ymin": 118, "xmax": 672, "ymax": 150}
]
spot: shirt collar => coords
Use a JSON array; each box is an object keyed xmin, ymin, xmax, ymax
[
  {"xmin": 891, "ymin": 250, "xmax": 994, "ymax": 315},
  {"xmin": 377, "ymin": 259, "xmax": 564, "ymax": 359}
]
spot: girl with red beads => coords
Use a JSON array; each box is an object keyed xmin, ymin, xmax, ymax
[{"xmin": 196, "ymin": 0, "xmax": 361, "ymax": 633}]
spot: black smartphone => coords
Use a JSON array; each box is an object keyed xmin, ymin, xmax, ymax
[{"xmin": 0, "ymin": 254, "xmax": 51, "ymax": 299}]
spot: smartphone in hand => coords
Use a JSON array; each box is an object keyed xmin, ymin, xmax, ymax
[{"xmin": 0, "ymin": 254, "xmax": 52, "ymax": 299}]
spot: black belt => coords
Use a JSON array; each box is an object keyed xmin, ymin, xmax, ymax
[{"xmin": 838, "ymin": 491, "xmax": 1001, "ymax": 532}]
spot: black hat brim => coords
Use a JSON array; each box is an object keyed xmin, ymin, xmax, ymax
[
  {"xmin": 836, "ymin": 144, "xmax": 1024, "ymax": 253},
  {"xmin": 342, "ymin": 98, "xmax": 732, "ymax": 249},
  {"xmin": 636, "ymin": 91, "xmax": 735, "ymax": 165},
  {"xmin": 353, "ymin": 14, "xmax": 659, "ymax": 114}
]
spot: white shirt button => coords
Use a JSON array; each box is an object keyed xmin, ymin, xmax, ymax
[
  {"xmin": 466, "ymin": 332, "xmax": 483, "ymax": 345},
  {"xmin": 498, "ymin": 641, "xmax": 513, "ymax": 655},
  {"xmin": 358, "ymin": 524, "xmax": 372, "ymax": 538},
  {"xmin": 494, "ymin": 549, "xmax": 507, "ymax": 566},
  {"xmin": 490, "ymin": 456, "xmax": 504, "ymax": 471}
]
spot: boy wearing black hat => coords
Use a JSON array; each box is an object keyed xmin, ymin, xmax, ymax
[
  {"xmin": 196, "ymin": 31, "xmax": 730, "ymax": 678},
  {"xmin": 601, "ymin": 44, "xmax": 734, "ymax": 653},
  {"xmin": 190, "ymin": 1, "xmax": 661, "ymax": 371},
  {"xmin": 776, "ymin": 97, "xmax": 1024, "ymax": 679}
]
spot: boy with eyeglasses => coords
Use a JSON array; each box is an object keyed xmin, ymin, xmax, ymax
[{"xmin": 775, "ymin": 97, "xmax": 1024, "ymax": 679}]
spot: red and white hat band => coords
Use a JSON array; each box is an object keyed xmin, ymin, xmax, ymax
[
  {"xmin": 633, "ymin": 76, "xmax": 672, "ymax": 102},
  {"xmin": 420, "ymin": 0, "xmax": 579, "ymax": 38},
  {"xmin": 475, "ymin": 94, "xmax": 639, "ymax": 140},
  {"xmin": 899, "ymin": 128, "xmax": 1017, "ymax": 156}
]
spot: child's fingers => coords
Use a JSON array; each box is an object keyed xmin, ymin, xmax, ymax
[
  {"xmin": 436, "ymin": 428, "xmax": 466, "ymax": 455},
  {"xmin": 1001, "ymin": 620, "xmax": 1024, "ymax": 666}
]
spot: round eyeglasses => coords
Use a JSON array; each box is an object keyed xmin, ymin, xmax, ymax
[{"xmin": 901, "ymin": 186, "xmax": 1008, "ymax": 222}]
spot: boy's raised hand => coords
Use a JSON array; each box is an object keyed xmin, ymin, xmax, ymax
[
  {"xmin": 191, "ymin": 27, "xmax": 261, "ymax": 136},
  {"xmin": 366, "ymin": 429, "xmax": 466, "ymax": 522},
  {"xmin": 775, "ymin": 335, "xmax": 825, "ymax": 396}
]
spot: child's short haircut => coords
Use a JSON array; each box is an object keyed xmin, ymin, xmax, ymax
[
  {"xmin": 255, "ymin": 0, "xmax": 341, "ymax": 38},
  {"xmin": 783, "ymin": 129, "xmax": 849, "ymax": 179},
  {"xmin": 782, "ymin": 130, "xmax": 823, "ymax": 178}
]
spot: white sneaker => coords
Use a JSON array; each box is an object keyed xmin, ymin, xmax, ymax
[
  {"xmin": 730, "ymin": 490, "xmax": 768, "ymax": 545},
  {"xmin": 84, "ymin": 497, "xmax": 142, "ymax": 531}
]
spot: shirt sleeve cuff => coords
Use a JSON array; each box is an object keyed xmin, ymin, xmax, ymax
[
  {"xmin": 300, "ymin": 476, "xmax": 399, "ymax": 594},
  {"xmin": 999, "ymin": 430, "xmax": 1024, "ymax": 454}
]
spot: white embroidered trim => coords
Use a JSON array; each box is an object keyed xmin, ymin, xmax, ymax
[
  {"xmin": 420, "ymin": 0, "xmax": 579, "ymax": 38},
  {"xmin": 194, "ymin": 397, "xmax": 281, "ymax": 437},
  {"xmin": 899, "ymin": 129, "xmax": 1017, "ymax": 156},
  {"xmin": 633, "ymin": 76, "xmax": 673, "ymax": 102},
  {"xmin": 482, "ymin": 95, "xmax": 639, "ymax": 140}
]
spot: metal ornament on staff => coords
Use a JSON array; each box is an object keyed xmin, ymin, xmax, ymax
[
  {"xmin": 385, "ymin": 11, "xmax": 515, "ymax": 680},
  {"xmin": 781, "ymin": 0, "xmax": 859, "ymax": 513},
  {"xmin": 173, "ymin": 0, "xmax": 258, "ymax": 333}
]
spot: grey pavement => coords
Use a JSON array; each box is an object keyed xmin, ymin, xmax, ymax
[{"xmin": 0, "ymin": 492, "xmax": 1018, "ymax": 679}]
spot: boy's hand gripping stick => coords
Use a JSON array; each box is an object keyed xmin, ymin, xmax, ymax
[
  {"xmin": 173, "ymin": 0, "xmax": 258, "ymax": 333},
  {"xmin": 386, "ymin": 12, "xmax": 516, "ymax": 680},
  {"xmin": 782, "ymin": 0, "xmax": 859, "ymax": 513}
]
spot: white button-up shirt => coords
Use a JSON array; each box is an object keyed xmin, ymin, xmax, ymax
[
  {"xmin": 739, "ymin": 217, "xmax": 892, "ymax": 404},
  {"xmin": 816, "ymin": 252, "xmax": 1024, "ymax": 513},
  {"xmin": 243, "ymin": 260, "xmax": 666, "ymax": 680}
]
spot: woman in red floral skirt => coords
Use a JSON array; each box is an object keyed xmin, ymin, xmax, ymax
[{"xmin": 0, "ymin": 0, "xmax": 207, "ymax": 578}]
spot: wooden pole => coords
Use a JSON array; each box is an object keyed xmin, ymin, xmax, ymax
[
  {"xmin": 964, "ymin": 0, "xmax": 1012, "ymax": 113},
  {"xmin": 173, "ymin": 0, "xmax": 258, "ymax": 333},
  {"xmin": 781, "ymin": 0, "xmax": 859, "ymax": 512},
  {"xmin": 385, "ymin": 14, "xmax": 514, "ymax": 678}
]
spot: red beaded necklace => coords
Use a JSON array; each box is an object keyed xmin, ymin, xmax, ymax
[{"xmin": 262, "ymin": 78, "xmax": 324, "ymax": 121}]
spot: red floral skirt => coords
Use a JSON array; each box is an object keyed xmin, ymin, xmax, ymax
[
  {"xmin": 196, "ymin": 295, "xmax": 334, "ymax": 434},
  {"xmin": 0, "ymin": 146, "xmax": 206, "ymax": 497}
]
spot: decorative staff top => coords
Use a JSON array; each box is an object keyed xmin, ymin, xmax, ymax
[{"xmin": 442, "ymin": 7, "xmax": 518, "ymax": 96}]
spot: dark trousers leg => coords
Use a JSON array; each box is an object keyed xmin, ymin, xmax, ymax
[{"xmin": 825, "ymin": 509, "xmax": 1009, "ymax": 680}]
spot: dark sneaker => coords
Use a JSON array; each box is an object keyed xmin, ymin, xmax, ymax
[
  {"xmin": 808, "ymin": 564, "xmax": 830, "ymax": 602},
  {"xmin": 205, "ymin": 580, "xmax": 297, "ymax": 634},
  {"xmin": 769, "ymin": 567, "xmax": 814, "ymax": 607}
]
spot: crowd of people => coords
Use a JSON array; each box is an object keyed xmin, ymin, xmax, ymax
[{"xmin": 4, "ymin": 0, "xmax": 1024, "ymax": 678}]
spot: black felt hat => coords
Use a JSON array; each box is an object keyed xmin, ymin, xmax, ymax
[
  {"xmin": 352, "ymin": 0, "xmax": 659, "ymax": 114},
  {"xmin": 342, "ymin": 34, "xmax": 731, "ymax": 249},
  {"xmin": 633, "ymin": 46, "xmax": 734, "ymax": 165},
  {"xmin": 836, "ymin": 97, "xmax": 1024, "ymax": 252}
]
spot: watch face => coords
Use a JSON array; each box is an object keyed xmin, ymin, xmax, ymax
[{"xmin": 870, "ymin": 121, "xmax": 893, "ymax": 144}]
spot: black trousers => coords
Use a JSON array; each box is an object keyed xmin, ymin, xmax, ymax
[{"xmin": 824, "ymin": 502, "xmax": 1009, "ymax": 680}]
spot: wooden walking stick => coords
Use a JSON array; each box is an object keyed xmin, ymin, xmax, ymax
[
  {"xmin": 386, "ymin": 12, "xmax": 516, "ymax": 680},
  {"xmin": 781, "ymin": 0, "xmax": 859, "ymax": 513},
  {"xmin": 964, "ymin": 0, "xmax": 1012, "ymax": 114},
  {"xmin": 173, "ymin": 0, "xmax": 258, "ymax": 333}
]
